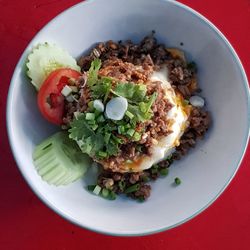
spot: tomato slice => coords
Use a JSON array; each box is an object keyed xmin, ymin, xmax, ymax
[{"xmin": 38, "ymin": 68, "xmax": 81, "ymax": 125}]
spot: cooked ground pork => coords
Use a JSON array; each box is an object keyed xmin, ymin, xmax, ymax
[
  {"xmin": 97, "ymin": 80, "xmax": 173, "ymax": 172},
  {"xmin": 78, "ymin": 31, "xmax": 198, "ymax": 99},
  {"xmin": 68, "ymin": 33, "xmax": 211, "ymax": 201},
  {"xmin": 99, "ymin": 58, "xmax": 154, "ymax": 83},
  {"xmin": 62, "ymin": 75, "xmax": 91, "ymax": 128}
]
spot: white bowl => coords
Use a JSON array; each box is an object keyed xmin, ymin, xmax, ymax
[{"xmin": 7, "ymin": 0, "xmax": 250, "ymax": 236}]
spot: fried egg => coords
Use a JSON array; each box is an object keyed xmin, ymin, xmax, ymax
[{"xmin": 119, "ymin": 67, "xmax": 190, "ymax": 172}]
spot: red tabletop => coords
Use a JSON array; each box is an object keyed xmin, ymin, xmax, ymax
[{"xmin": 1, "ymin": 0, "xmax": 249, "ymax": 249}]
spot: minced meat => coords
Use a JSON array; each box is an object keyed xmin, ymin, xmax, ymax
[{"xmin": 69, "ymin": 33, "xmax": 211, "ymax": 201}]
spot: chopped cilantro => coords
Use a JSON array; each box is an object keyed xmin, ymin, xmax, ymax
[
  {"xmin": 112, "ymin": 82, "xmax": 147, "ymax": 102},
  {"xmin": 87, "ymin": 59, "xmax": 101, "ymax": 86},
  {"xmin": 69, "ymin": 59, "xmax": 159, "ymax": 160}
]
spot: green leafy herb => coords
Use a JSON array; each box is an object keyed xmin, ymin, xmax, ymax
[
  {"xmin": 139, "ymin": 92, "xmax": 157, "ymax": 113},
  {"xmin": 106, "ymin": 142, "xmax": 119, "ymax": 156},
  {"xmin": 70, "ymin": 59, "xmax": 159, "ymax": 160},
  {"xmin": 127, "ymin": 103, "xmax": 152, "ymax": 122},
  {"xmin": 87, "ymin": 59, "xmax": 102, "ymax": 86},
  {"xmin": 91, "ymin": 77, "xmax": 112, "ymax": 102},
  {"xmin": 112, "ymin": 83, "xmax": 147, "ymax": 103},
  {"xmin": 69, "ymin": 114, "xmax": 104, "ymax": 157}
]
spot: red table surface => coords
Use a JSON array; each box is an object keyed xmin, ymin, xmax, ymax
[{"xmin": 1, "ymin": 0, "xmax": 249, "ymax": 249}]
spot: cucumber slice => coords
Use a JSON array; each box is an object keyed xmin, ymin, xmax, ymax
[
  {"xmin": 33, "ymin": 132, "xmax": 91, "ymax": 186},
  {"xmin": 26, "ymin": 43, "xmax": 80, "ymax": 90}
]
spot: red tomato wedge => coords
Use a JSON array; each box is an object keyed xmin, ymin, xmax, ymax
[{"xmin": 38, "ymin": 68, "xmax": 81, "ymax": 125}]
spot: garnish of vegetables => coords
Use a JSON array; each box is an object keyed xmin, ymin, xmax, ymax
[
  {"xmin": 33, "ymin": 132, "xmax": 91, "ymax": 186},
  {"xmin": 26, "ymin": 43, "xmax": 80, "ymax": 90},
  {"xmin": 37, "ymin": 68, "xmax": 81, "ymax": 125},
  {"xmin": 69, "ymin": 59, "xmax": 158, "ymax": 160}
]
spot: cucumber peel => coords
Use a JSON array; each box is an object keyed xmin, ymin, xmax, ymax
[
  {"xmin": 26, "ymin": 43, "xmax": 80, "ymax": 90},
  {"xmin": 33, "ymin": 132, "xmax": 91, "ymax": 186}
]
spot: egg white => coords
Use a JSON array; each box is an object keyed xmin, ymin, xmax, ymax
[{"xmin": 121, "ymin": 67, "xmax": 189, "ymax": 172}]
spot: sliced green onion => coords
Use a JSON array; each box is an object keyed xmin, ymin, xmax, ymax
[
  {"xmin": 88, "ymin": 101, "xmax": 94, "ymax": 109},
  {"xmin": 127, "ymin": 129, "xmax": 135, "ymax": 137},
  {"xmin": 107, "ymin": 124, "xmax": 116, "ymax": 131},
  {"xmin": 87, "ymin": 120, "xmax": 96, "ymax": 125},
  {"xmin": 118, "ymin": 180, "xmax": 126, "ymax": 191},
  {"xmin": 85, "ymin": 113, "xmax": 95, "ymax": 120},
  {"xmin": 73, "ymin": 111, "xmax": 81, "ymax": 119},
  {"xmin": 125, "ymin": 110, "xmax": 134, "ymax": 119},
  {"xmin": 125, "ymin": 184, "xmax": 140, "ymax": 194},
  {"xmin": 69, "ymin": 86, "xmax": 78, "ymax": 93},
  {"xmin": 125, "ymin": 123, "xmax": 131, "ymax": 129},
  {"xmin": 130, "ymin": 118, "xmax": 137, "ymax": 127},
  {"xmin": 93, "ymin": 99, "xmax": 104, "ymax": 112},
  {"xmin": 174, "ymin": 177, "xmax": 181, "ymax": 185},
  {"xmin": 111, "ymin": 135, "xmax": 123, "ymax": 144},
  {"xmin": 101, "ymin": 188, "xmax": 110, "ymax": 198},
  {"xmin": 133, "ymin": 132, "xmax": 141, "ymax": 141},
  {"xmin": 93, "ymin": 185, "xmax": 102, "ymax": 195},
  {"xmin": 65, "ymin": 94, "xmax": 74, "ymax": 102},
  {"xmin": 118, "ymin": 125, "xmax": 125, "ymax": 134},
  {"xmin": 137, "ymin": 196, "xmax": 145, "ymax": 202},
  {"xmin": 61, "ymin": 85, "xmax": 72, "ymax": 97},
  {"xmin": 87, "ymin": 185, "xmax": 96, "ymax": 192},
  {"xmin": 108, "ymin": 191, "xmax": 117, "ymax": 200},
  {"xmin": 160, "ymin": 168, "xmax": 169, "ymax": 176},
  {"xmin": 139, "ymin": 102, "xmax": 147, "ymax": 113},
  {"xmin": 105, "ymin": 96, "xmax": 128, "ymax": 121}
]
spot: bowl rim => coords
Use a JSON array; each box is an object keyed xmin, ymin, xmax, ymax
[{"xmin": 6, "ymin": 0, "xmax": 250, "ymax": 236}]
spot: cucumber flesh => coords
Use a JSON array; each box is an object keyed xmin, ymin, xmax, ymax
[
  {"xmin": 26, "ymin": 43, "xmax": 80, "ymax": 90},
  {"xmin": 33, "ymin": 132, "xmax": 91, "ymax": 186}
]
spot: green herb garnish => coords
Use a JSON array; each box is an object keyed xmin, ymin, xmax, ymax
[
  {"xmin": 87, "ymin": 58, "xmax": 102, "ymax": 86},
  {"xmin": 70, "ymin": 59, "xmax": 158, "ymax": 160},
  {"xmin": 124, "ymin": 184, "xmax": 140, "ymax": 194},
  {"xmin": 174, "ymin": 177, "xmax": 181, "ymax": 185},
  {"xmin": 112, "ymin": 82, "xmax": 147, "ymax": 103},
  {"xmin": 160, "ymin": 168, "xmax": 169, "ymax": 176}
]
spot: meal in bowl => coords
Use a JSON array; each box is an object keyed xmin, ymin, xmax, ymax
[{"xmin": 27, "ymin": 32, "xmax": 210, "ymax": 201}]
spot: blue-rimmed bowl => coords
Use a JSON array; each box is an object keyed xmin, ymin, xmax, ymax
[{"xmin": 7, "ymin": 0, "xmax": 250, "ymax": 236}]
